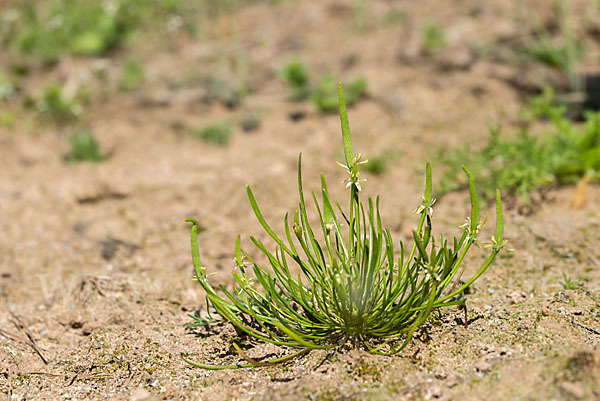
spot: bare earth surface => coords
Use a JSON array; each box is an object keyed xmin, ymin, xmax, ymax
[{"xmin": 1, "ymin": 0, "xmax": 600, "ymax": 400}]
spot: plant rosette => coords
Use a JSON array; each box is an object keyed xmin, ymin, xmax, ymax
[{"xmin": 183, "ymin": 84, "xmax": 505, "ymax": 369}]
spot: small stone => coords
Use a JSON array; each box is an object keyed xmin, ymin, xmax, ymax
[
  {"xmin": 475, "ymin": 359, "xmax": 492, "ymax": 374},
  {"xmin": 446, "ymin": 373, "xmax": 462, "ymax": 388},
  {"xmin": 430, "ymin": 385, "xmax": 443, "ymax": 398},
  {"xmin": 559, "ymin": 381, "xmax": 584, "ymax": 399},
  {"xmin": 130, "ymin": 387, "xmax": 152, "ymax": 401},
  {"xmin": 431, "ymin": 366, "xmax": 447, "ymax": 380}
]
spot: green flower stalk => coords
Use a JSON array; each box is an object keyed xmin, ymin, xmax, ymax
[{"xmin": 184, "ymin": 84, "xmax": 505, "ymax": 369}]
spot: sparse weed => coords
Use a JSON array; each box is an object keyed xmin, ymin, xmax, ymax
[
  {"xmin": 0, "ymin": 75, "xmax": 17, "ymax": 101},
  {"xmin": 240, "ymin": 112, "xmax": 261, "ymax": 132},
  {"xmin": 436, "ymin": 89, "xmax": 600, "ymax": 204},
  {"xmin": 279, "ymin": 61, "xmax": 367, "ymax": 112},
  {"xmin": 119, "ymin": 59, "xmax": 145, "ymax": 91},
  {"xmin": 204, "ymin": 76, "xmax": 244, "ymax": 109},
  {"xmin": 381, "ymin": 10, "xmax": 407, "ymax": 27},
  {"xmin": 363, "ymin": 150, "xmax": 402, "ymax": 175},
  {"xmin": 279, "ymin": 60, "xmax": 310, "ymax": 101},
  {"xmin": 184, "ymin": 85, "xmax": 505, "ymax": 369},
  {"xmin": 422, "ymin": 23, "xmax": 446, "ymax": 55},
  {"xmin": 519, "ymin": 1, "xmax": 583, "ymax": 92},
  {"xmin": 191, "ymin": 122, "xmax": 232, "ymax": 146},
  {"xmin": 0, "ymin": 111, "xmax": 15, "ymax": 128},
  {"xmin": 353, "ymin": 0, "xmax": 371, "ymax": 32},
  {"xmin": 312, "ymin": 74, "xmax": 366, "ymax": 113},
  {"xmin": 66, "ymin": 131, "xmax": 105, "ymax": 163},
  {"xmin": 560, "ymin": 273, "xmax": 584, "ymax": 290},
  {"xmin": 35, "ymin": 82, "xmax": 82, "ymax": 124}
]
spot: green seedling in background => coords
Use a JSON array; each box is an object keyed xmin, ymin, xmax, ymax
[
  {"xmin": 279, "ymin": 60, "xmax": 310, "ymax": 101},
  {"xmin": 520, "ymin": 1, "xmax": 582, "ymax": 92},
  {"xmin": 240, "ymin": 112, "xmax": 261, "ymax": 132},
  {"xmin": 35, "ymin": 82, "xmax": 82, "ymax": 124},
  {"xmin": 422, "ymin": 22, "xmax": 446, "ymax": 55},
  {"xmin": 279, "ymin": 60, "xmax": 367, "ymax": 112},
  {"xmin": 119, "ymin": 59, "xmax": 145, "ymax": 91},
  {"xmin": 0, "ymin": 111, "xmax": 15, "ymax": 128},
  {"xmin": 381, "ymin": 10, "xmax": 407, "ymax": 27},
  {"xmin": 191, "ymin": 122, "xmax": 232, "ymax": 146},
  {"xmin": 0, "ymin": 75, "xmax": 17, "ymax": 101},
  {"xmin": 362, "ymin": 150, "xmax": 403, "ymax": 175},
  {"xmin": 66, "ymin": 131, "xmax": 105, "ymax": 163},
  {"xmin": 312, "ymin": 74, "xmax": 366, "ymax": 113},
  {"xmin": 204, "ymin": 76, "xmax": 244, "ymax": 109},
  {"xmin": 560, "ymin": 273, "xmax": 584, "ymax": 290},
  {"xmin": 436, "ymin": 89, "xmax": 600, "ymax": 204},
  {"xmin": 353, "ymin": 0, "xmax": 371, "ymax": 32},
  {"xmin": 183, "ymin": 84, "xmax": 505, "ymax": 369}
]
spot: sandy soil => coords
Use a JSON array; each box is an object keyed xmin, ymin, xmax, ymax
[{"xmin": 1, "ymin": 0, "xmax": 600, "ymax": 400}]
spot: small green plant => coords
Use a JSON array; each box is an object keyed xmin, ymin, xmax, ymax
[
  {"xmin": 353, "ymin": 0, "xmax": 371, "ymax": 32},
  {"xmin": 381, "ymin": 10, "xmax": 407, "ymax": 27},
  {"xmin": 203, "ymin": 76, "xmax": 244, "ymax": 109},
  {"xmin": 279, "ymin": 60, "xmax": 310, "ymax": 101},
  {"xmin": 422, "ymin": 22, "xmax": 446, "ymax": 55},
  {"xmin": 437, "ymin": 89, "xmax": 600, "ymax": 204},
  {"xmin": 0, "ymin": 75, "xmax": 17, "ymax": 101},
  {"xmin": 0, "ymin": 111, "xmax": 15, "ymax": 128},
  {"xmin": 191, "ymin": 122, "xmax": 232, "ymax": 146},
  {"xmin": 240, "ymin": 112, "xmax": 261, "ymax": 132},
  {"xmin": 119, "ymin": 59, "xmax": 145, "ymax": 91},
  {"xmin": 362, "ymin": 150, "xmax": 402, "ymax": 175},
  {"xmin": 560, "ymin": 273, "xmax": 584, "ymax": 290},
  {"xmin": 520, "ymin": 1, "xmax": 583, "ymax": 91},
  {"xmin": 312, "ymin": 74, "xmax": 366, "ymax": 113},
  {"xmin": 66, "ymin": 131, "xmax": 105, "ymax": 163},
  {"xmin": 279, "ymin": 61, "xmax": 366, "ymax": 112},
  {"xmin": 35, "ymin": 82, "xmax": 82, "ymax": 123},
  {"xmin": 183, "ymin": 84, "xmax": 505, "ymax": 369}
]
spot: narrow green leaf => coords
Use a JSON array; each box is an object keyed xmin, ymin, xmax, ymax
[
  {"xmin": 186, "ymin": 218, "xmax": 205, "ymax": 278},
  {"xmin": 424, "ymin": 162, "xmax": 432, "ymax": 205},
  {"xmin": 338, "ymin": 83, "xmax": 355, "ymax": 170},
  {"xmin": 321, "ymin": 174, "xmax": 335, "ymax": 227},
  {"xmin": 462, "ymin": 165, "xmax": 480, "ymax": 233},
  {"xmin": 495, "ymin": 189, "xmax": 504, "ymax": 245},
  {"xmin": 234, "ymin": 235, "xmax": 243, "ymax": 266}
]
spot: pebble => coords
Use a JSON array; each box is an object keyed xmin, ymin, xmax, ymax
[{"xmin": 559, "ymin": 381, "xmax": 584, "ymax": 399}]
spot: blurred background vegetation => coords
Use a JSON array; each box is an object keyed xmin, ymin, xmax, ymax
[{"xmin": 0, "ymin": 0, "xmax": 598, "ymax": 207}]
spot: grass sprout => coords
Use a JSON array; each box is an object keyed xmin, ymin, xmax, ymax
[
  {"xmin": 312, "ymin": 74, "xmax": 366, "ymax": 113},
  {"xmin": 279, "ymin": 60, "xmax": 310, "ymax": 101},
  {"xmin": 520, "ymin": 1, "xmax": 583, "ymax": 92},
  {"xmin": 422, "ymin": 22, "xmax": 446, "ymax": 55},
  {"xmin": 560, "ymin": 273, "xmax": 584, "ymax": 290},
  {"xmin": 119, "ymin": 59, "xmax": 145, "ymax": 91},
  {"xmin": 381, "ymin": 10, "xmax": 407, "ymax": 27},
  {"xmin": 66, "ymin": 131, "xmax": 105, "ymax": 163},
  {"xmin": 279, "ymin": 61, "xmax": 366, "ymax": 112},
  {"xmin": 183, "ymin": 84, "xmax": 505, "ymax": 369},
  {"xmin": 363, "ymin": 150, "xmax": 402, "ymax": 175},
  {"xmin": 191, "ymin": 122, "xmax": 232, "ymax": 146},
  {"xmin": 35, "ymin": 82, "xmax": 83, "ymax": 124}
]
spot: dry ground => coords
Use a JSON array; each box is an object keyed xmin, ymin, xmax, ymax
[{"xmin": 1, "ymin": 0, "xmax": 600, "ymax": 400}]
